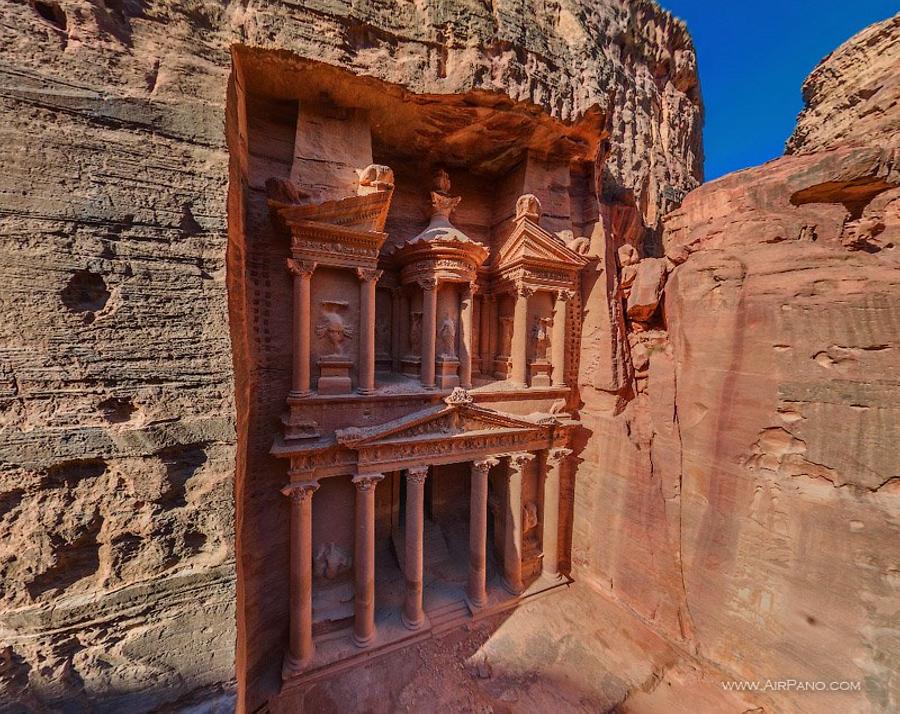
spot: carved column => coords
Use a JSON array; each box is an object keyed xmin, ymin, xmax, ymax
[
  {"xmin": 402, "ymin": 466, "xmax": 429, "ymax": 630},
  {"xmin": 286, "ymin": 259, "xmax": 316, "ymax": 397},
  {"xmin": 391, "ymin": 287, "xmax": 402, "ymax": 373},
  {"xmin": 503, "ymin": 452, "xmax": 534, "ymax": 595},
  {"xmin": 552, "ymin": 290, "xmax": 573, "ymax": 387},
  {"xmin": 281, "ymin": 480, "xmax": 319, "ymax": 676},
  {"xmin": 469, "ymin": 457, "xmax": 498, "ymax": 608},
  {"xmin": 511, "ymin": 283, "xmax": 531, "ymax": 388},
  {"xmin": 356, "ymin": 268, "xmax": 382, "ymax": 395},
  {"xmin": 352, "ymin": 473, "xmax": 384, "ymax": 647},
  {"xmin": 459, "ymin": 283, "xmax": 475, "ymax": 389},
  {"xmin": 420, "ymin": 278, "xmax": 438, "ymax": 389},
  {"xmin": 479, "ymin": 294, "xmax": 494, "ymax": 377},
  {"xmin": 542, "ymin": 448, "xmax": 571, "ymax": 579}
]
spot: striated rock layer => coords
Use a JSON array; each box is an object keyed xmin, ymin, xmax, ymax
[
  {"xmin": 572, "ymin": 15, "xmax": 900, "ymax": 714},
  {"xmin": 787, "ymin": 14, "xmax": 899, "ymax": 154},
  {"xmin": 0, "ymin": 0, "xmax": 700, "ymax": 711}
]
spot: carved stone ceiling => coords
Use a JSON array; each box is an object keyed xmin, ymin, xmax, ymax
[{"xmin": 237, "ymin": 47, "xmax": 606, "ymax": 174}]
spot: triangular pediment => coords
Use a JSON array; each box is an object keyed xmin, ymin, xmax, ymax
[
  {"xmin": 334, "ymin": 400, "xmax": 543, "ymax": 448},
  {"xmin": 496, "ymin": 217, "xmax": 589, "ymax": 269},
  {"xmin": 270, "ymin": 189, "xmax": 393, "ymax": 233}
]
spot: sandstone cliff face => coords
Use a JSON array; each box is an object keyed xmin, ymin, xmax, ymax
[
  {"xmin": 0, "ymin": 1, "xmax": 701, "ymax": 711},
  {"xmin": 787, "ymin": 14, "xmax": 899, "ymax": 154},
  {"xmin": 572, "ymin": 16, "xmax": 900, "ymax": 714}
]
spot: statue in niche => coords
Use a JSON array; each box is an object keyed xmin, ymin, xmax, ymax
[
  {"xmin": 314, "ymin": 542, "xmax": 352, "ymax": 580},
  {"xmin": 316, "ymin": 300, "xmax": 353, "ymax": 357},
  {"xmin": 439, "ymin": 316, "xmax": 457, "ymax": 359},
  {"xmin": 532, "ymin": 316, "xmax": 553, "ymax": 361},
  {"xmin": 499, "ymin": 316, "xmax": 514, "ymax": 357},
  {"xmin": 409, "ymin": 312, "xmax": 422, "ymax": 355},
  {"xmin": 523, "ymin": 501, "xmax": 539, "ymax": 532}
]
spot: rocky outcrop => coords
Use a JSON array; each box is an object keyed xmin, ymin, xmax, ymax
[
  {"xmin": 787, "ymin": 14, "xmax": 899, "ymax": 154},
  {"xmin": 0, "ymin": 0, "xmax": 701, "ymax": 711},
  {"xmin": 572, "ymin": 17, "xmax": 899, "ymax": 714}
]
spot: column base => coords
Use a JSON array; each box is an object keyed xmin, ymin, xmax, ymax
[
  {"xmin": 541, "ymin": 570, "xmax": 566, "ymax": 584},
  {"xmin": 465, "ymin": 593, "xmax": 487, "ymax": 612},
  {"xmin": 356, "ymin": 387, "xmax": 377, "ymax": 396},
  {"xmin": 352, "ymin": 629, "xmax": 376, "ymax": 648},
  {"xmin": 502, "ymin": 576, "xmax": 524, "ymax": 596},
  {"xmin": 282, "ymin": 647, "xmax": 315, "ymax": 680},
  {"xmin": 401, "ymin": 610, "xmax": 426, "ymax": 631},
  {"xmin": 288, "ymin": 390, "xmax": 313, "ymax": 400}
]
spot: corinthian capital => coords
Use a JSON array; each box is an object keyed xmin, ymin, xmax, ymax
[
  {"xmin": 471, "ymin": 457, "xmax": 500, "ymax": 476},
  {"xmin": 286, "ymin": 258, "xmax": 316, "ymax": 277},
  {"xmin": 416, "ymin": 276, "xmax": 438, "ymax": 291},
  {"xmin": 508, "ymin": 452, "xmax": 535, "ymax": 471},
  {"xmin": 406, "ymin": 465, "xmax": 429, "ymax": 485},
  {"xmin": 355, "ymin": 267, "xmax": 383, "ymax": 284},
  {"xmin": 547, "ymin": 447, "xmax": 573, "ymax": 465},
  {"xmin": 352, "ymin": 473, "xmax": 384, "ymax": 491},
  {"xmin": 280, "ymin": 480, "xmax": 319, "ymax": 502},
  {"xmin": 514, "ymin": 281, "xmax": 535, "ymax": 299},
  {"xmin": 556, "ymin": 289, "xmax": 575, "ymax": 303}
]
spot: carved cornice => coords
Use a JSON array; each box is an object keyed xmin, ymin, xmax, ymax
[
  {"xmin": 286, "ymin": 258, "xmax": 317, "ymax": 277},
  {"xmin": 280, "ymin": 480, "xmax": 319, "ymax": 502},
  {"xmin": 352, "ymin": 473, "xmax": 385, "ymax": 491}
]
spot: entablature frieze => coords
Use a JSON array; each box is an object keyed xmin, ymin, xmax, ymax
[{"xmin": 288, "ymin": 221, "xmax": 387, "ymax": 270}]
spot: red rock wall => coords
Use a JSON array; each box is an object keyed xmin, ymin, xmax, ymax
[{"xmin": 571, "ymin": 18, "xmax": 900, "ymax": 712}]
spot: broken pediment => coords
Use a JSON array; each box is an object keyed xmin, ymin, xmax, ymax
[
  {"xmin": 268, "ymin": 186, "xmax": 394, "ymax": 235},
  {"xmin": 496, "ymin": 214, "xmax": 590, "ymax": 272}
]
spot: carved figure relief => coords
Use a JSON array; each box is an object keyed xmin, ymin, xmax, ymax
[
  {"xmin": 409, "ymin": 311, "xmax": 422, "ymax": 355},
  {"xmin": 314, "ymin": 542, "xmax": 352, "ymax": 579},
  {"xmin": 532, "ymin": 316, "xmax": 552, "ymax": 361},
  {"xmin": 499, "ymin": 316, "xmax": 514, "ymax": 357},
  {"xmin": 439, "ymin": 316, "xmax": 457, "ymax": 359},
  {"xmin": 523, "ymin": 501, "xmax": 539, "ymax": 532},
  {"xmin": 516, "ymin": 193, "xmax": 542, "ymax": 222},
  {"xmin": 316, "ymin": 300, "xmax": 353, "ymax": 356}
]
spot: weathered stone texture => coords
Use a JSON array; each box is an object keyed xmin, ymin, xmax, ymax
[
  {"xmin": 572, "ymin": 18, "xmax": 900, "ymax": 714},
  {"xmin": 0, "ymin": 0, "xmax": 700, "ymax": 711},
  {"xmin": 787, "ymin": 13, "xmax": 899, "ymax": 154}
]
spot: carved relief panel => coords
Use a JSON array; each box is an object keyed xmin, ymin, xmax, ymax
[{"xmin": 311, "ymin": 267, "xmax": 360, "ymax": 391}]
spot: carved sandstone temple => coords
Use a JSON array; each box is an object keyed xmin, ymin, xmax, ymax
[{"xmin": 253, "ymin": 55, "xmax": 595, "ymax": 683}]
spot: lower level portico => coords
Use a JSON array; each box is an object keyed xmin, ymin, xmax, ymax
[{"xmin": 272, "ymin": 389, "xmax": 574, "ymax": 683}]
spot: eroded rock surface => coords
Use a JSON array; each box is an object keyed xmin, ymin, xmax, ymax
[
  {"xmin": 787, "ymin": 13, "xmax": 899, "ymax": 154},
  {"xmin": 0, "ymin": 0, "xmax": 700, "ymax": 711},
  {"xmin": 572, "ymin": 16, "xmax": 900, "ymax": 714}
]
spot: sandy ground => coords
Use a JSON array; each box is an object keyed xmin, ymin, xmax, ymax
[{"xmin": 271, "ymin": 581, "xmax": 767, "ymax": 713}]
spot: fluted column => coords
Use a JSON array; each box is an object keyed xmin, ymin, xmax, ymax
[
  {"xmin": 391, "ymin": 287, "xmax": 402, "ymax": 373},
  {"xmin": 552, "ymin": 290, "xmax": 573, "ymax": 387},
  {"xmin": 469, "ymin": 457, "xmax": 498, "ymax": 608},
  {"xmin": 281, "ymin": 479, "xmax": 319, "ymax": 677},
  {"xmin": 286, "ymin": 259, "xmax": 316, "ymax": 397},
  {"xmin": 480, "ymin": 294, "xmax": 495, "ymax": 377},
  {"xmin": 420, "ymin": 278, "xmax": 438, "ymax": 389},
  {"xmin": 352, "ymin": 473, "xmax": 384, "ymax": 647},
  {"xmin": 510, "ymin": 283, "xmax": 531, "ymax": 388},
  {"xmin": 503, "ymin": 452, "xmax": 534, "ymax": 595},
  {"xmin": 356, "ymin": 268, "xmax": 382, "ymax": 395},
  {"xmin": 402, "ymin": 466, "xmax": 429, "ymax": 630},
  {"xmin": 542, "ymin": 448, "xmax": 571, "ymax": 579},
  {"xmin": 459, "ymin": 283, "xmax": 475, "ymax": 389}
]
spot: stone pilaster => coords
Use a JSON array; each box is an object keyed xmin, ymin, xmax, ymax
[
  {"xmin": 356, "ymin": 268, "xmax": 382, "ymax": 395},
  {"xmin": 352, "ymin": 473, "xmax": 383, "ymax": 647},
  {"xmin": 542, "ymin": 447, "xmax": 571, "ymax": 579},
  {"xmin": 402, "ymin": 466, "xmax": 429, "ymax": 629},
  {"xmin": 280, "ymin": 479, "xmax": 319, "ymax": 677},
  {"xmin": 503, "ymin": 452, "xmax": 534, "ymax": 594},
  {"xmin": 468, "ymin": 457, "xmax": 499, "ymax": 608},
  {"xmin": 286, "ymin": 259, "xmax": 316, "ymax": 397}
]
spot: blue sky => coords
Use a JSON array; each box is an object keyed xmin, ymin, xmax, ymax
[{"xmin": 660, "ymin": 1, "xmax": 897, "ymax": 181}]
